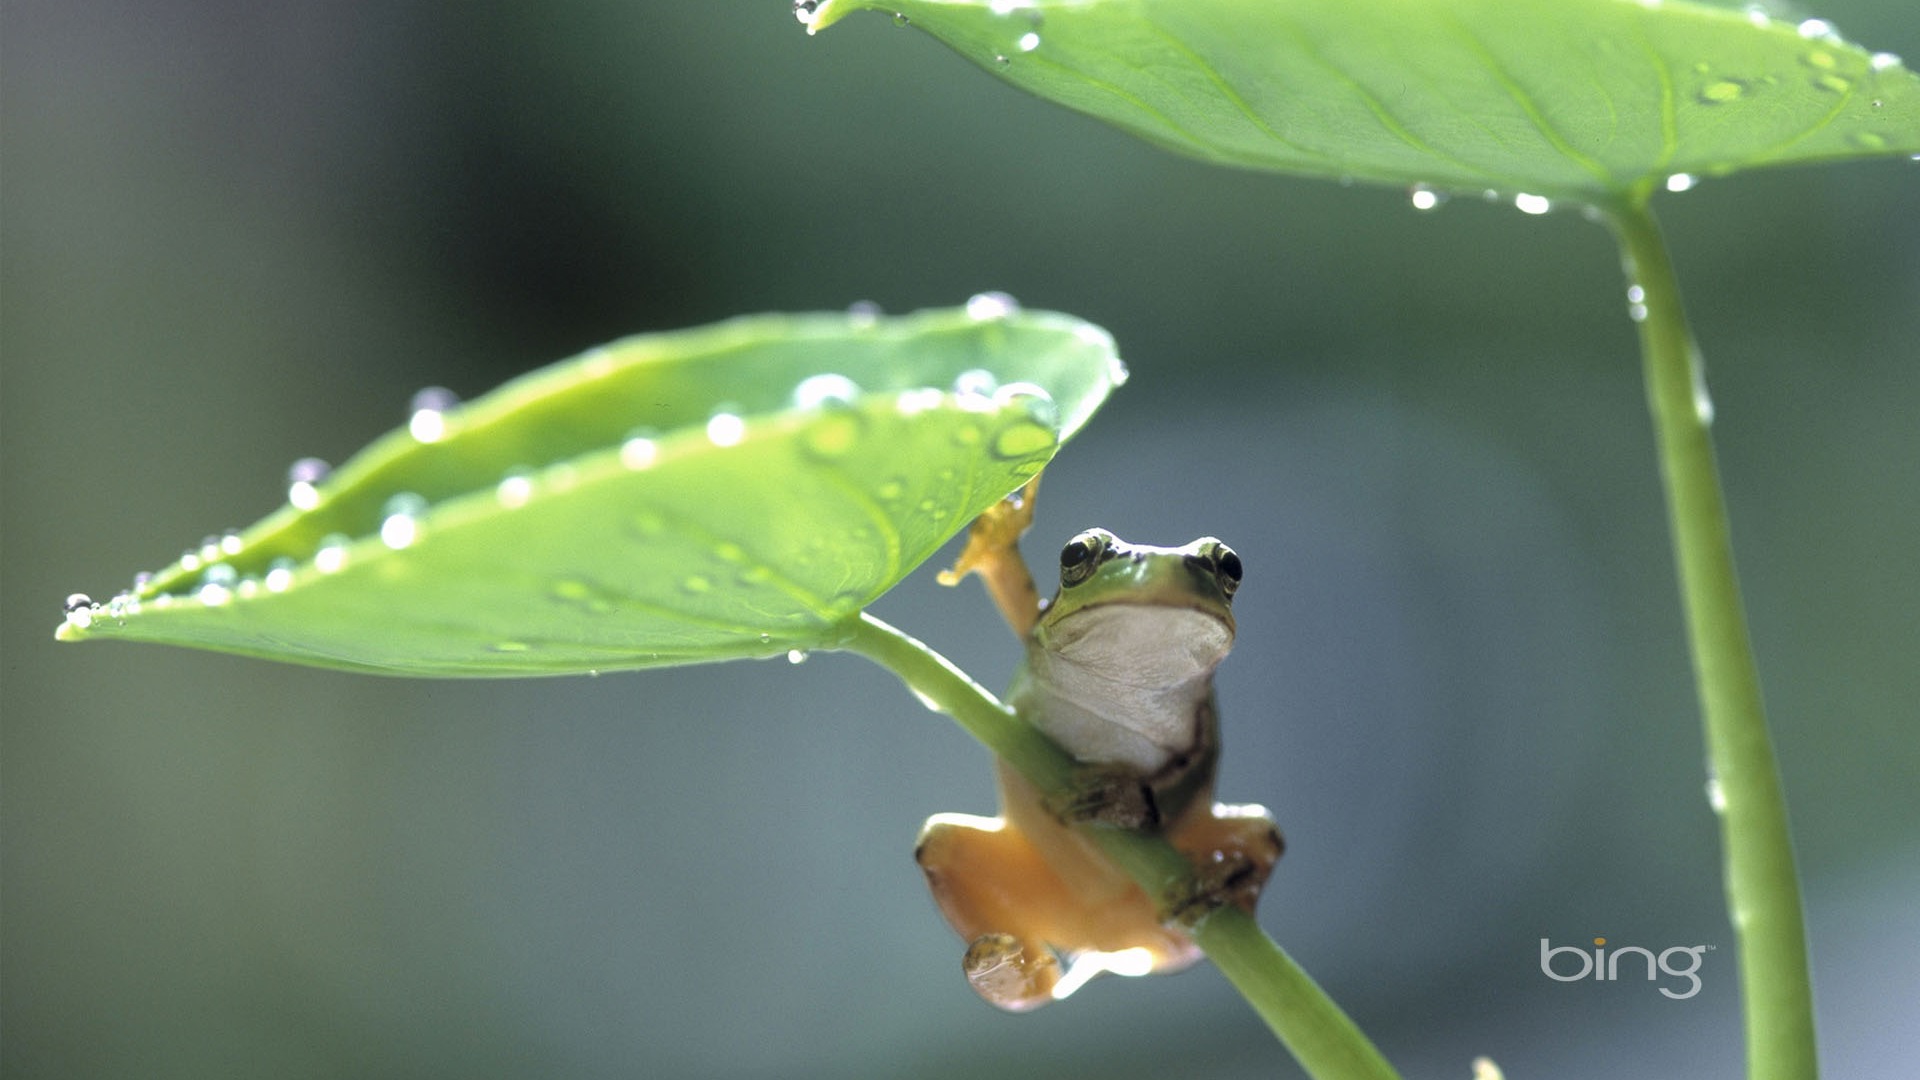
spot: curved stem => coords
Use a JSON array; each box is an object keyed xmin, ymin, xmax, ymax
[
  {"xmin": 839, "ymin": 611, "xmax": 1401, "ymax": 1080},
  {"xmin": 1604, "ymin": 198, "xmax": 1816, "ymax": 1080}
]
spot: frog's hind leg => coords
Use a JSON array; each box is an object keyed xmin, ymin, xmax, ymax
[
  {"xmin": 938, "ymin": 475, "xmax": 1042, "ymax": 638},
  {"xmin": 914, "ymin": 811, "xmax": 1066, "ymax": 1011},
  {"xmin": 914, "ymin": 807, "xmax": 1197, "ymax": 1011}
]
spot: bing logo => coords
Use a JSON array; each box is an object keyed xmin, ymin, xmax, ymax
[{"xmin": 1540, "ymin": 937, "xmax": 1710, "ymax": 999}]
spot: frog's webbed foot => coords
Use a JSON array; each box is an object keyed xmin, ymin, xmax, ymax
[
  {"xmin": 938, "ymin": 475, "xmax": 1042, "ymax": 638},
  {"xmin": 1043, "ymin": 764, "xmax": 1160, "ymax": 830},
  {"xmin": 960, "ymin": 932, "xmax": 1060, "ymax": 1013},
  {"xmin": 1164, "ymin": 803, "xmax": 1285, "ymax": 927}
]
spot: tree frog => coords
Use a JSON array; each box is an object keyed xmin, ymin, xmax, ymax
[{"xmin": 919, "ymin": 480, "xmax": 1284, "ymax": 1011}]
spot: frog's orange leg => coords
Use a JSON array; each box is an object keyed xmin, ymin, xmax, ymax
[
  {"xmin": 1164, "ymin": 802, "xmax": 1285, "ymax": 925},
  {"xmin": 916, "ymin": 804, "xmax": 1199, "ymax": 1012},
  {"xmin": 938, "ymin": 475, "xmax": 1042, "ymax": 638}
]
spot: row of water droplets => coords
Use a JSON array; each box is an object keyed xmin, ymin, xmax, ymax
[
  {"xmin": 793, "ymin": 0, "xmax": 1044, "ymax": 66},
  {"xmin": 63, "ymin": 293, "xmax": 1115, "ymax": 638},
  {"xmin": 1402, "ymin": 15, "xmax": 1912, "ymax": 220},
  {"xmin": 60, "ymin": 386, "xmax": 465, "ymax": 632}
]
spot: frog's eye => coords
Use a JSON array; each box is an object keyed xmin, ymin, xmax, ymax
[
  {"xmin": 1209, "ymin": 542, "xmax": 1242, "ymax": 597},
  {"xmin": 1059, "ymin": 529, "xmax": 1113, "ymax": 587}
]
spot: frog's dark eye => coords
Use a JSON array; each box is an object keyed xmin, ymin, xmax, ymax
[
  {"xmin": 1211, "ymin": 542, "xmax": 1242, "ymax": 596},
  {"xmin": 1059, "ymin": 529, "xmax": 1112, "ymax": 587}
]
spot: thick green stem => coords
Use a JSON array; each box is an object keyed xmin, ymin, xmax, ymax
[
  {"xmin": 840, "ymin": 611, "xmax": 1401, "ymax": 1080},
  {"xmin": 1605, "ymin": 198, "xmax": 1816, "ymax": 1080}
]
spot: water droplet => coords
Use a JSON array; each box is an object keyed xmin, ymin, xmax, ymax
[
  {"xmin": 197, "ymin": 580, "xmax": 233, "ymax": 606},
  {"xmin": 787, "ymin": 649, "xmax": 810, "ymax": 664},
  {"xmin": 892, "ymin": 12, "xmax": 911, "ymax": 27},
  {"xmin": 965, "ymin": 291, "xmax": 1019, "ymax": 321},
  {"xmin": 380, "ymin": 493, "xmax": 428, "ymax": 550},
  {"xmin": 65, "ymin": 593, "xmax": 94, "ymax": 613},
  {"xmin": 1698, "ymin": 79, "xmax": 1747, "ymax": 104},
  {"xmin": 1706, "ymin": 774, "xmax": 1727, "ymax": 812},
  {"xmin": 1692, "ymin": 366, "xmax": 1715, "ymax": 425},
  {"xmin": 1108, "ymin": 355, "xmax": 1130, "ymax": 387},
  {"xmin": 706, "ymin": 409, "xmax": 746, "ymax": 447},
  {"xmin": 951, "ymin": 423, "xmax": 983, "ymax": 447},
  {"xmin": 492, "ymin": 641, "xmax": 531, "ymax": 653},
  {"xmin": 198, "ymin": 537, "xmax": 224, "ymax": 564},
  {"xmin": 1803, "ymin": 49, "xmax": 1837, "ymax": 71},
  {"xmin": 794, "ymin": 373, "xmax": 862, "ymax": 411},
  {"xmin": 1626, "ymin": 285, "xmax": 1647, "ymax": 304},
  {"xmin": 1814, "ymin": 73, "xmax": 1852, "ymax": 93},
  {"xmin": 993, "ymin": 54, "xmax": 1010, "ymax": 68},
  {"xmin": 265, "ymin": 558, "xmax": 296, "ymax": 593},
  {"xmin": 953, "ymin": 368, "xmax": 999, "ymax": 412},
  {"xmin": 993, "ymin": 381, "xmax": 1057, "ymax": 424},
  {"xmin": 714, "ymin": 542, "xmax": 747, "ymax": 564},
  {"xmin": 1513, "ymin": 193, "xmax": 1552, "ymax": 215},
  {"xmin": 1628, "ymin": 302, "xmax": 1650, "ymax": 323},
  {"xmin": 895, "ymin": 387, "xmax": 944, "ymax": 415},
  {"xmin": 220, "ymin": 531, "xmax": 243, "ymax": 556},
  {"xmin": 792, "ymin": 0, "xmax": 819, "ymax": 26},
  {"xmin": 1870, "ymin": 52, "xmax": 1903, "ymax": 72},
  {"xmin": 203, "ymin": 562, "xmax": 238, "ymax": 586},
  {"xmin": 552, "ymin": 578, "xmax": 616, "ymax": 615},
  {"xmin": 620, "ymin": 432, "xmax": 659, "ymax": 470},
  {"xmin": 408, "ymin": 387, "xmax": 458, "ymax": 443},
  {"xmin": 876, "ymin": 478, "xmax": 906, "ymax": 501},
  {"xmin": 1745, "ymin": 8, "xmax": 1769, "ymax": 28},
  {"xmin": 179, "ymin": 550, "xmax": 203, "ymax": 574},
  {"xmin": 682, "ymin": 575, "xmax": 712, "ymax": 594},
  {"xmin": 992, "ymin": 419, "xmax": 1057, "ymax": 460},
  {"xmin": 1408, "ymin": 184, "xmax": 1447, "ymax": 211},
  {"xmin": 1018, "ymin": 32, "xmax": 1040, "ymax": 52},
  {"xmin": 314, "ymin": 534, "xmax": 352, "ymax": 574},
  {"xmin": 133, "ymin": 570, "xmax": 154, "ymax": 591},
  {"xmin": 287, "ymin": 457, "xmax": 330, "ymax": 510},
  {"xmin": 847, "ymin": 299, "xmax": 882, "ymax": 326},
  {"xmin": 1852, "ymin": 132, "xmax": 1888, "ymax": 150},
  {"xmin": 739, "ymin": 565, "xmax": 774, "ymax": 586},
  {"xmin": 805, "ymin": 411, "xmax": 864, "ymax": 460},
  {"xmin": 1796, "ymin": 18, "xmax": 1835, "ymax": 41},
  {"xmin": 1665, "ymin": 173, "xmax": 1698, "ymax": 193},
  {"xmin": 496, "ymin": 469, "xmax": 535, "ymax": 508}
]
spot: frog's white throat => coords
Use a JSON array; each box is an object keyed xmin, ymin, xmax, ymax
[{"xmin": 1014, "ymin": 604, "xmax": 1233, "ymax": 773}]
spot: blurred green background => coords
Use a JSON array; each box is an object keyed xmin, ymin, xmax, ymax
[{"xmin": 4, "ymin": 2, "xmax": 1916, "ymax": 1077}]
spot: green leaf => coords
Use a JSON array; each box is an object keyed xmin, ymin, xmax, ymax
[
  {"xmin": 57, "ymin": 303, "xmax": 1126, "ymax": 676},
  {"xmin": 807, "ymin": 0, "xmax": 1920, "ymax": 200}
]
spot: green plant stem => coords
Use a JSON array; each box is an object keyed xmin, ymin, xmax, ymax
[
  {"xmin": 1605, "ymin": 198, "xmax": 1816, "ymax": 1080},
  {"xmin": 840, "ymin": 611, "xmax": 1401, "ymax": 1080}
]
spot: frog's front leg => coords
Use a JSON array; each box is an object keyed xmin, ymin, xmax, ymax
[
  {"xmin": 938, "ymin": 476, "xmax": 1042, "ymax": 637},
  {"xmin": 1164, "ymin": 801, "xmax": 1286, "ymax": 926}
]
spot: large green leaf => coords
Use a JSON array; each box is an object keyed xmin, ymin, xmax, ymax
[
  {"xmin": 805, "ymin": 0, "xmax": 1920, "ymax": 200},
  {"xmin": 57, "ymin": 303, "xmax": 1125, "ymax": 675}
]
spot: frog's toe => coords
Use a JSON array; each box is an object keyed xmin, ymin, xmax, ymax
[{"xmin": 962, "ymin": 932, "xmax": 1060, "ymax": 1012}]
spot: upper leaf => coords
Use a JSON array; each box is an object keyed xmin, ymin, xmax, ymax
[
  {"xmin": 57, "ymin": 303, "xmax": 1126, "ymax": 676},
  {"xmin": 807, "ymin": 0, "xmax": 1920, "ymax": 200}
]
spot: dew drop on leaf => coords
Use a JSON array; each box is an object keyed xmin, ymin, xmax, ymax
[
  {"xmin": 965, "ymin": 292, "xmax": 1019, "ymax": 321},
  {"xmin": 314, "ymin": 534, "xmax": 351, "ymax": 574},
  {"xmin": 1018, "ymin": 32, "xmax": 1040, "ymax": 52},
  {"xmin": 408, "ymin": 387, "xmax": 458, "ymax": 443},
  {"xmin": 496, "ymin": 469, "xmax": 535, "ymax": 508},
  {"xmin": 1697, "ymin": 79, "xmax": 1747, "ymax": 104},
  {"xmin": 619, "ymin": 432, "xmax": 659, "ymax": 471},
  {"xmin": 706, "ymin": 410, "xmax": 746, "ymax": 447},
  {"xmin": 65, "ymin": 593, "xmax": 93, "ymax": 613},
  {"xmin": 287, "ymin": 457, "xmax": 330, "ymax": 510}
]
